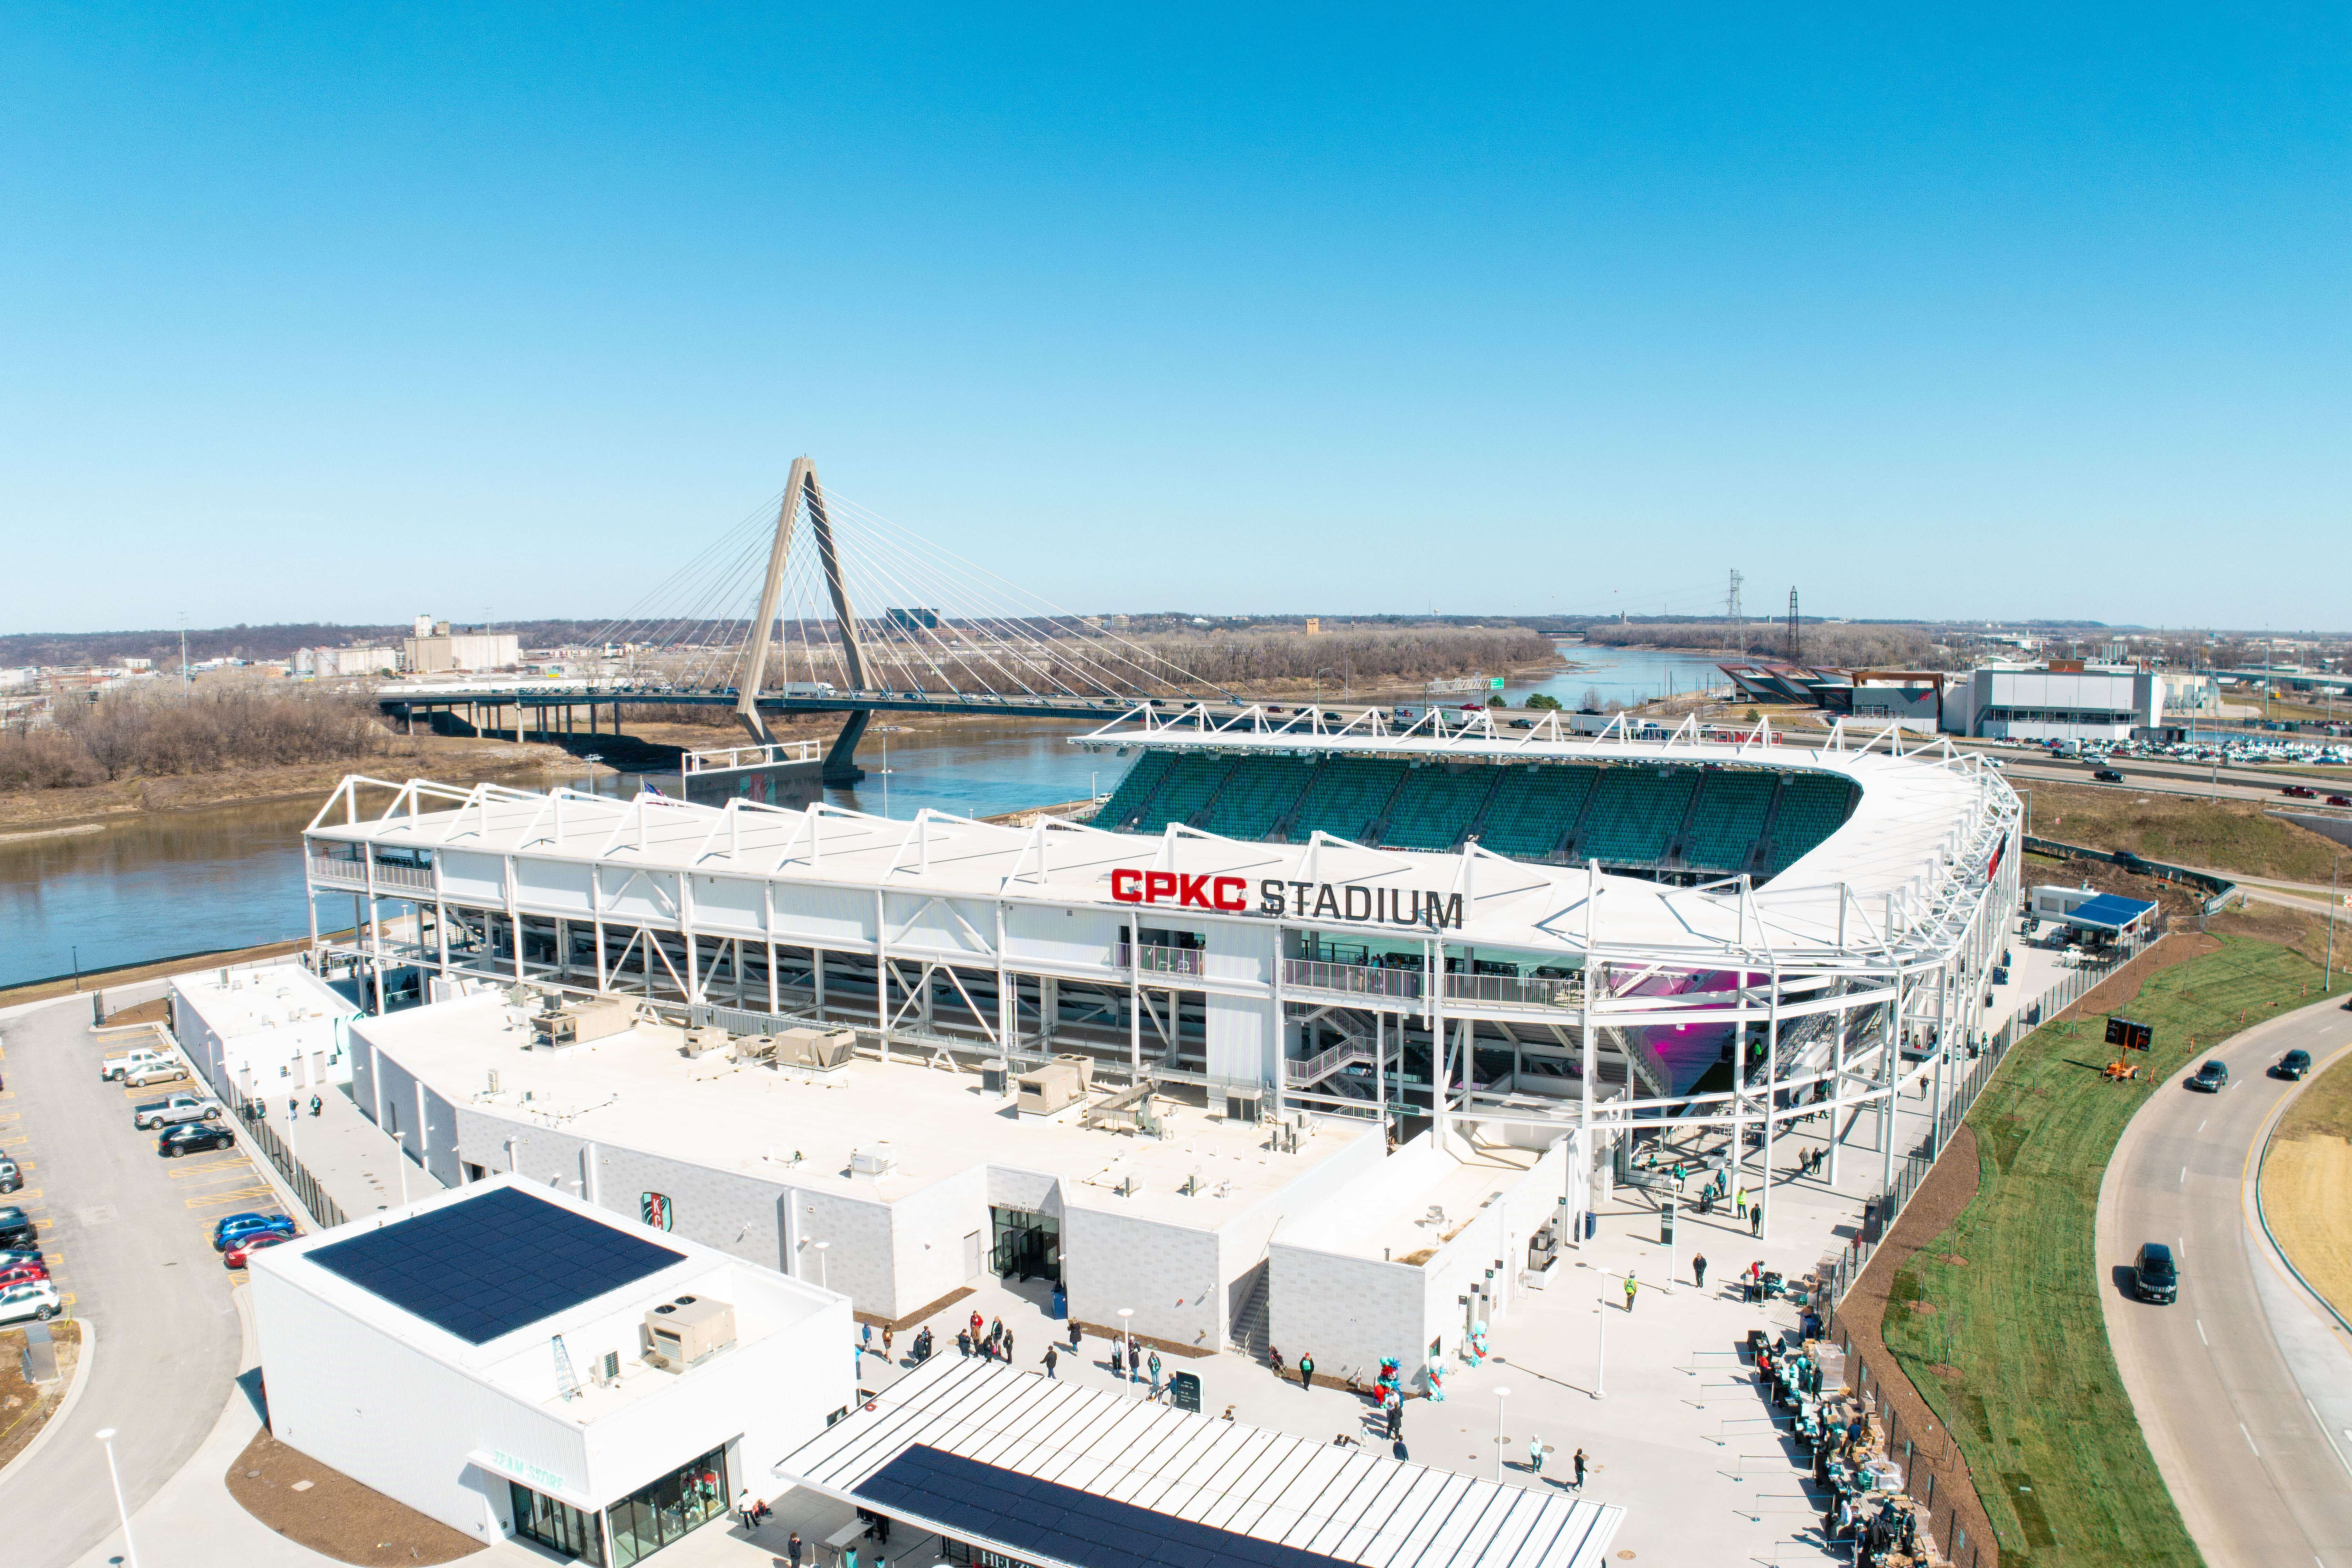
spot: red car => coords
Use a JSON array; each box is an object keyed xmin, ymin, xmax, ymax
[
  {"xmin": 2329, "ymin": 795, "xmax": 2352, "ymax": 808},
  {"xmin": 0, "ymin": 1260, "xmax": 50, "ymax": 1288},
  {"xmin": 223, "ymin": 1230, "xmax": 298, "ymax": 1269},
  {"xmin": 2282, "ymin": 785, "xmax": 2318, "ymax": 799}
]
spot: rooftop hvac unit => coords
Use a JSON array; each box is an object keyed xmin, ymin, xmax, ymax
[
  {"xmin": 681, "ymin": 1026, "xmax": 729, "ymax": 1058},
  {"xmin": 534, "ymin": 999, "xmax": 634, "ymax": 1050},
  {"xmin": 1016, "ymin": 1058, "xmax": 1088, "ymax": 1118},
  {"xmin": 772, "ymin": 1027, "xmax": 856, "ymax": 1071},
  {"xmin": 850, "ymin": 1143, "xmax": 898, "ymax": 1176},
  {"xmin": 645, "ymin": 1295, "xmax": 736, "ymax": 1370}
]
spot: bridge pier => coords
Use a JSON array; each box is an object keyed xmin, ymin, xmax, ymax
[{"xmin": 822, "ymin": 709, "xmax": 870, "ymax": 785}]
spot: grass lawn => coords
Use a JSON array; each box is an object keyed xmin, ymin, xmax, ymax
[
  {"xmin": 2019, "ymin": 781, "xmax": 2346, "ymax": 884},
  {"xmin": 1880, "ymin": 936, "xmax": 2327, "ymax": 1568}
]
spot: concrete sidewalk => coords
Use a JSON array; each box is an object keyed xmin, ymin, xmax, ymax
[{"xmin": 242, "ymin": 1076, "xmax": 449, "ymax": 1225}]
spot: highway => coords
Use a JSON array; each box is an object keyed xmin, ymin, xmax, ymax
[
  {"xmin": 2099, "ymin": 997, "xmax": 2352, "ymax": 1568},
  {"xmin": 0, "ymin": 997, "xmax": 248, "ymax": 1568}
]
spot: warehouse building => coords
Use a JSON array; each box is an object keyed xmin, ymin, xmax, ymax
[
  {"xmin": 1941, "ymin": 662, "xmax": 2161, "ymax": 741},
  {"xmin": 248, "ymin": 1175, "xmax": 852, "ymax": 1566},
  {"xmin": 169, "ymin": 961, "xmax": 361, "ymax": 1098}
]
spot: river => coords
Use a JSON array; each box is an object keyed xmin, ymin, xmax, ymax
[{"xmin": 0, "ymin": 644, "xmax": 1732, "ymax": 988}]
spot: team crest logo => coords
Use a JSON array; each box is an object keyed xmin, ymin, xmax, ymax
[{"xmin": 641, "ymin": 1192, "xmax": 674, "ymax": 1231}]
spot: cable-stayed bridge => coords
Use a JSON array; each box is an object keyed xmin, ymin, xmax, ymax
[{"xmin": 374, "ymin": 459, "xmax": 1294, "ymax": 783}]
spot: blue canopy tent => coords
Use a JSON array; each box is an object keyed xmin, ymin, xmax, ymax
[{"xmin": 2057, "ymin": 893, "xmax": 2157, "ymax": 936}]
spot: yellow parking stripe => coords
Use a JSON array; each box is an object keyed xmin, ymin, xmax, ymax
[
  {"xmin": 163, "ymin": 1157, "xmax": 249, "ymax": 1175},
  {"xmin": 186, "ymin": 1186, "xmax": 276, "ymax": 1209}
]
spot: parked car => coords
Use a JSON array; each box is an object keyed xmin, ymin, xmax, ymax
[
  {"xmin": 100, "ymin": 1044, "xmax": 176, "ymax": 1081},
  {"xmin": 0, "ymin": 1261, "xmax": 50, "ymax": 1289},
  {"xmin": 0, "ymin": 1249, "xmax": 44, "ymax": 1273},
  {"xmin": 2188, "ymin": 1059, "xmax": 2230, "ymax": 1092},
  {"xmin": 223, "ymin": 1230, "xmax": 297, "ymax": 1269},
  {"xmin": 2133, "ymin": 1242, "xmax": 2179, "ymax": 1304},
  {"xmin": 0, "ymin": 1157, "xmax": 19, "ymax": 1195},
  {"xmin": 2091, "ymin": 768, "xmax": 2125, "ymax": 783},
  {"xmin": 158, "ymin": 1123, "xmax": 236, "ymax": 1157},
  {"xmin": 214, "ymin": 1213, "xmax": 297, "ymax": 1252},
  {"xmin": 0, "ymin": 1279, "xmax": 60, "ymax": 1325},
  {"xmin": 0, "ymin": 1206, "xmax": 36, "ymax": 1250},
  {"xmin": 2275, "ymin": 1049, "xmax": 2313, "ymax": 1081},
  {"xmin": 132, "ymin": 1091, "xmax": 223, "ymax": 1130},
  {"xmin": 121, "ymin": 1058, "xmax": 190, "ymax": 1089}
]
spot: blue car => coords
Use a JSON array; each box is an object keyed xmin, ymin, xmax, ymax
[{"xmin": 213, "ymin": 1212, "xmax": 296, "ymax": 1252}]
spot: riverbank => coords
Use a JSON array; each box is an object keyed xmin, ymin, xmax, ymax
[{"xmin": 0, "ymin": 734, "xmax": 588, "ymax": 835}]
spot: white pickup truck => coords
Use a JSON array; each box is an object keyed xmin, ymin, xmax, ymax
[{"xmin": 132, "ymin": 1091, "xmax": 224, "ymax": 1130}]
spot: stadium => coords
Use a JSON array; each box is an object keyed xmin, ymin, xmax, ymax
[{"xmin": 304, "ymin": 702, "xmax": 2019, "ymax": 1231}]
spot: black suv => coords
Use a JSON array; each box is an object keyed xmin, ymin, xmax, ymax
[
  {"xmin": 2134, "ymin": 1242, "xmax": 2179, "ymax": 1304},
  {"xmin": 2188, "ymin": 1060, "xmax": 2229, "ymax": 1092},
  {"xmin": 158, "ymin": 1123, "xmax": 235, "ymax": 1157},
  {"xmin": 2092, "ymin": 768, "xmax": 2125, "ymax": 783},
  {"xmin": 2275, "ymin": 1049, "xmax": 2312, "ymax": 1081},
  {"xmin": 0, "ymin": 1206, "xmax": 34, "ymax": 1250}
]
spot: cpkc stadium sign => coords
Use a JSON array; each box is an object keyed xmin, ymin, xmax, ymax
[{"xmin": 1110, "ymin": 869, "xmax": 1465, "ymax": 930}]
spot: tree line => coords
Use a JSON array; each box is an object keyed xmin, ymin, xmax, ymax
[
  {"xmin": 1580, "ymin": 620, "xmax": 1946, "ymax": 669},
  {"xmin": 0, "ymin": 687, "xmax": 388, "ymax": 791}
]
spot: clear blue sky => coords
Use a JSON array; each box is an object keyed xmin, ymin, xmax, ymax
[{"xmin": 3, "ymin": 6, "xmax": 2345, "ymax": 634}]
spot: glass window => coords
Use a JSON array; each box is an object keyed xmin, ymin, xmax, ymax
[
  {"xmin": 510, "ymin": 1481, "xmax": 605, "ymax": 1565},
  {"xmin": 607, "ymin": 1444, "xmax": 731, "ymax": 1568}
]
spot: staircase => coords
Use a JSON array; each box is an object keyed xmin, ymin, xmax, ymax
[{"xmin": 1226, "ymin": 1262, "xmax": 1271, "ymax": 1363}]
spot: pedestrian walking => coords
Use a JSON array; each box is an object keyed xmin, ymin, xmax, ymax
[
  {"xmin": 1068, "ymin": 1319, "xmax": 1083, "ymax": 1352},
  {"xmin": 1572, "ymin": 1448, "xmax": 1587, "ymax": 1490},
  {"xmin": 971, "ymin": 1309, "xmax": 984, "ymax": 1341},
  {"xmin": 1298, "ymin": 1352, "xmax": 1315, "ymax": 1391},
  {"xmin": 1692, "ymin": 1253, "xmax": 1707, "ymax": 1290},
  {"xmin": 787, "ymin": 1531, "xmax": 803, "ymax": 1566},
  {"xmin": 309, "ymin": 1094, "xmax": 322, "ymax": 1117},
  {"xmin": 1734, "ymin": 1186, "xmax": 1748, "ymax": 1220},
  {"xmin": 957, "ymin": 1329, "xmax": 971, "ymax": 1358},
  {"xmin": 1749, "ymin": 1203, "xmax": 1763, "ymax": 1238},
  {"xmin": 1148, "ymin": 1351, "xmax": 1163, "ymax": 1398},
  {"xmin": 1111, "ymin": 1342, "xmax": 1125, "ymax": 1378},
  {"xmin": 1004, "ymin": 1329, "xmax": 1015, "ymax": 1365},
  {"xmin": 1386, "ymin": 1397, "xmax": 1403, "ymax": 1441},
  {"xmin": 1043, "ymin": 1345, "xmax": 1058, "ymax": 1379},
  {"xmin": 288, "ymin": 1096, "xmax": 299, "ymax": 1121},
  {"xmin": 861, "ymin": 1322, "xmax": 873, "ymax": 1358},
  {"xmin": 882, "ymin": 1326, "xmax": 894, "ymax": 1362},
  {"xmin": 1269, "ymin": 1345, "xmax": 1286, "ymax": 1378},
  {"xmin": 1623, "ymin": 1274, "xmax": 1637, "ymax": 1313},
  {"xmin": 737, "ymin": 1490, "xmax": 755, "ymax": 1528},
  {"xmin": 1527, "ymin": 1436, "xmax": 1544, "ymax": 1479}
]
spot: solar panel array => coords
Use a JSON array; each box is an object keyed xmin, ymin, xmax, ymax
[
  {"xmin": 306, "ymin": 1185, "xmax": 687, "ymax": 1345},
  {"xmin": 861, "ymin": 1445, "xmax": 1358, "ymax": 1568}
]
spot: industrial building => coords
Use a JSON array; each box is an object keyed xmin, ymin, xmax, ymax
[
  {"xmin": 304, "ymin": 704, "xmax": 2017, "ymax": 1373},
  {"xmin": 292, "ymin": 645, "xmax": 400, "ymax": 679},
  {"xmin": 403, "ymin": 615, "xmax": 522, "ymax": 674},
  {"xmin": 168, "ymin": 961, "xmax": 361, "ymax": 1097},
  {"xmin": 1941, "ymin": 662, "xmax": 2162, "ymax": 741},
  {"xmin": 248, "ymin": 1176, "xmax": 853, "ymax": 1566}
]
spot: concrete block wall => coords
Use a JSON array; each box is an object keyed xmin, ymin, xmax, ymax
[
  {"xmin": 1061, "ymin": 1202, "xmax": 1222, "ymax": 1351},
  {"xmin": 1265, "ymin": 1243, "xmax": 1426, "ymax": 1385}
]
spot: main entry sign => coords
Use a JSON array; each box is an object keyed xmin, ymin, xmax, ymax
[{"xmin": 1111, "ymin": 869, "xmax": 1466, "ymax": 930}]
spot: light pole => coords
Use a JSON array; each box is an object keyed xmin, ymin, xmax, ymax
[
  {"xmin": 1493, "ymin": 1386, "xmax": 1511, "ymax": 1481},
  {"xmin": 1118, "ymin": 1307, "xmax": 1136, "ymax": 1396},
  {"xmin": 96, "ymin": 1427, "xmax": 141, "ymax": 1568},
  {"xmin": 1594, "ymin": 1272, "xmax": 1609, "ymax": 1400}
]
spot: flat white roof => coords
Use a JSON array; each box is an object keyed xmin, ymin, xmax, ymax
[
  {"xmin": 251, "ymin": 1174, "xmax": 839, "ymax": 1420},
  {"xmin": 777, "ymin": 1355, "xmax": 1623, "ymax": 1568},
  {"xmin": 172, "ymin": 962, "xmax": 355, "ymax": 1038},
  {"xmin": 310, "ymin": 730, "xmax": 2005, "ymax": 965},
  {"xmin": 356, "ymin": 993, "xmax": 1372, "ymax": 1226}
]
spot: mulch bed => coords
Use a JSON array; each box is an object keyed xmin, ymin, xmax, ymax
[
  {"xmin": 0, "ymin": 1322, "xmax": 83, "ymax": 1470},
  {"xmin": 225, "ymin": 1427, "xmax": 484, "ymax": 1565}
]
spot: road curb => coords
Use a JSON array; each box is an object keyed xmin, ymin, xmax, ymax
[
  {"xmin": 0, "ymin": 1313, "xmax": 97, "ymax": 1496},
  {"xmin": 2250, "ymin": 1037, "xmax": 2352, "ymax": 1342}
]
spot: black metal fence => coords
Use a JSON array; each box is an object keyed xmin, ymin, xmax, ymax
[{"xmin": 205, "ymin": 1069, "xmax": 350, "ymax": 1231}]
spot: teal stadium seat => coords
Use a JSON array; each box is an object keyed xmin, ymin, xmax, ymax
[
  {"xmin": 1286, "ymin": 758, "xmax": 1408, "ymax": 842},
  {"xmin": 1377, "ymin": 766, "xmax": 1499, "ymax": 850},
  {"xmin": 1679, "ymin": 770, "xmax": 1780, "ymax": 875},
  {"xmin": 1575, "ymin": 767, "xmax": 1698, "ymax": 866},
  {"xmin": 1130, "ymin": 754, "xmax": 1235, "ymax": 834},
  {"xmin": 1199, "ymin": 757, "xmax": 1316, "ymax": 839},
  {"xmin": 1761, "ymin": 774, "xmax": 1859, "ymax": 876},
  {"xmin": 1475, "ymin": 766, "xmax": 1600, "ymax": 860},
  {"xmin": 1091, "ymin": 751, "xmax": 1174, "ymax": 831}
]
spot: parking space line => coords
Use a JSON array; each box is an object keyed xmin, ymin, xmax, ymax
[{"xmin": 185, "ymin": 1186, "xmax": 276, "ymax": 1208}]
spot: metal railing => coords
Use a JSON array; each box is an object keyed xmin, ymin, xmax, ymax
[
  {"xmin": 1116, "ymin": 943, "xmax": 1205, "ymax": 978},
  {"xmin": 229, "ymin": 1104, "xmax": 350, "ymax": 1232},
  {"xmin": 1444, "ymin": 972, "xmax": 1585, "ymax": 1009},
  {"xmin": 305, "ymin": 856, "xmax": 432, "ymax": 893},
  {"xmin": 1282, "ymin": 958, "xmax": 1424, "ymax": 1000}
]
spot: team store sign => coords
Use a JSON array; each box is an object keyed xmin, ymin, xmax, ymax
[{"xmin": 1109, "ymin": 868, "xmax": 1466, "ymax": 930}]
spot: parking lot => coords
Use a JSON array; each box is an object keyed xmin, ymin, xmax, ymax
[{"xmin": 0, "ymin": 996, "xmax": 251, "ymax": 1567}]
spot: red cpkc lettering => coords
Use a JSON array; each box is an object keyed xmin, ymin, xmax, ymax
[{"xmin": 1110, "ymin": 870, "xmax": 1251, "ymax": 913}]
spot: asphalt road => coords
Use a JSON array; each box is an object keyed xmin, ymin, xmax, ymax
[
  {"xmin": 2100, "ymin": 996, "xmax": 2352, "ymax": 1568},
  {"xmin": 0, "ymin": 996, "xmax": 247, "ymax": 1568}
]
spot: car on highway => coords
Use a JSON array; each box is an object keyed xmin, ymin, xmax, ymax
[
  {"xmin": 223, "ymin": 1230, "xmax": 298, "ymax": 1269},
  {"xmin": 2281, "ymin": 785, "xmax": 2319, "ymax": 799},
  {"xmin": 157, "ymin": 1122, "xmax": 237, "ymax": 1157},
  {"xmin": 2091, "ymin": 768, "xmax": 2125, "ymax": 783},
  {"xmin": 2329, "ymin": 795, "xmax": 2352, "ymax": 808},
  {"xmin": 0, "ymin": 1157, "xmax": 19, "ymax": 1194},
  {"xmin": 2274, "ymin": 1049, "xmax": 2313, "ymax": 1081},
  {"xmin": 2132, "ymin": 1242, "xmax": 2180, "ymax": 1304},
  {"xmin": 214, "ymin": 1213, "xmax": 297, "ymax": 1251},
  {"xmin": 0, "ymin": 1279, "xmax": 60, "ymax": 1325},
  {"xmin": 2188, "ymin": 1059, "xmax": 2230, "ymax": 1092},
  {"xmin": 132, "ymin": 1091, "xmax": 224, "ymax": 1130},
  {"xmin": 0, "ymin": 1206, "xmax": 36, "ymax": 1249}
]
